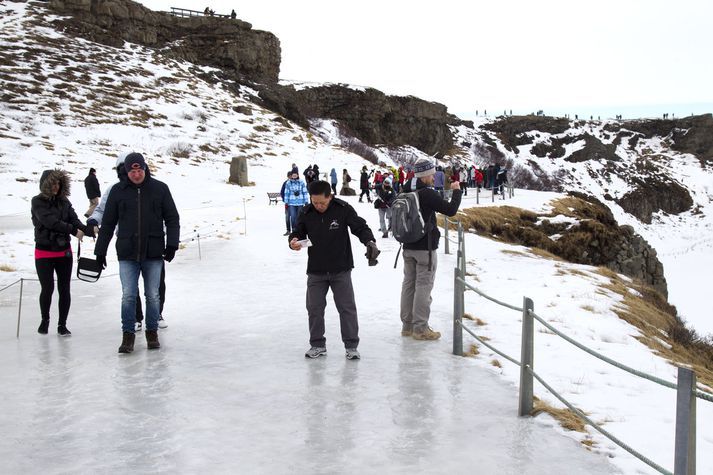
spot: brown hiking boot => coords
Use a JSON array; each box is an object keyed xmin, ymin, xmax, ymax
[
  {"xmin": 118, "ymin": 332, "xmax": 135, "ymax": 353},
  {"xmin": 145, "ymin": 329, "xmax": 160, "ymax": 349},
  {"xmin": 412, "ymin": 327, "xmax": 441, "ymax": 340}
]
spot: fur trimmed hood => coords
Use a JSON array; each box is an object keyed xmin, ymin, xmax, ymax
[{"xmin": 39, "ymin": 169, "xmax": 71, "ymax": 199}]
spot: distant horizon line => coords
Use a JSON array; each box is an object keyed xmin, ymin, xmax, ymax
[{"xmin": 454, "ymin": 102, "xmax": 713, "ymax": 121}]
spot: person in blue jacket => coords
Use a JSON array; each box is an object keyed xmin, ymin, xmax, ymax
[{"xmin": 283, "ymin": 170, "xmax": 309, "ymax": 230}]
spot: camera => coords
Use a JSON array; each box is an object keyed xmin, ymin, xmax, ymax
[{"xmin": 293, "ymin": 190, "xmax": 300, "ymax": 197}]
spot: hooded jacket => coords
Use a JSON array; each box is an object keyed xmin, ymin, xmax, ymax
[
  {"xmin": 401, "ymin": 177, "xmax": 462, "ymax": 251},
  {"xmin": 289, "ymin": 198, "xmax": 374, "ymax": 274},
  {"xmin": 84, "ymin": 171, "xmax": 100, "ymax": 199},
  {"xmin": 94, "ymin": 173, "xmax": 180, "ymax": 261},
  {"xmin": 31, "ymin": 169, "xmax": 86, "ymax": 251}
]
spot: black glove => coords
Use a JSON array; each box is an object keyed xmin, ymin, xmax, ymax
[
  {"xmin": 83, "ymin": 226, "xmax": 95, "ymax": 238},
  {"xmin": 96, "ymin": 255, "xmax": 107, "ymax": 269},
  {"xmin": 164, "ymin": 246, "xmax": 177, "ymax": 262},
  {"xmin": 365, "ymin": 241, "xmax": 380, "ymax": 266},
  {"xmin": 86, "ymin": 218, "xmax": 98, "ymax": 227}
]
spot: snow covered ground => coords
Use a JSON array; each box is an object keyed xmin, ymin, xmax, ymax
[{"xmin": 1, "ymin": 2, "xmax": 712, "ymax": 473}]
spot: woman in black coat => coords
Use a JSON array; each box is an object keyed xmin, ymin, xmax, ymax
[{"xmin": 31, "ymin": 169, "xmax": 88, "ymax": 336}]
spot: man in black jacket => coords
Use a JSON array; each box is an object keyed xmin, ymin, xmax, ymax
[
  {"xmin": 94, "ymin": 153, "xmax": 180, "ymax": 354},
  {"xmin": 83, "ymin": 167, "xmax": 101, "ymax": 217},
  {"xmin": 289, "ymin": 180, "xmax": 380, "ymax": 360},
  {"xmin": 400, "ymin": 157, "xmax": 461, "ymax": 340}
]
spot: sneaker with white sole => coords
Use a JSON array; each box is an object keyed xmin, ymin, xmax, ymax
[
  {"xmin": 135, "ymin": 321, "xmax": 143, "ymax": 332},
  {"xmin": 345, "ymin": 348, "xmax": 360, "ymax": 360},
  {"xmin": 158, "ymin": 316, "xmax": 167, "ymax": 329},
  {"xmin": 304, "ymin": 347, "xmax": 327, "ymax": 358}
]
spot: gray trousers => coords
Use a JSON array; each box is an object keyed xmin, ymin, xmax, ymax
[
  {"xmin": 378, "ymin": 208, "xmax": 391, "ymax": 232},
  {"xmin": 399, "ymin": 249, "xmax": 438, "ymax": 332},
  {"xmin": 306, "ymin": 271, "xmax": 359, "ymax": 349}
]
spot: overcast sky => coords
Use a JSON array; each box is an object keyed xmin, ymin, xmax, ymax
[{"xmin": 135, "ymin": 0, "xmax": 713, "ymax": 118}]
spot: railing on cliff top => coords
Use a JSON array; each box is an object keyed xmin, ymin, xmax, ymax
[
  {"xmin": 444, "ymin": 216, "xmax": 712, "ymax": 475},
  {"xmin": 168, "ymin": 7, "xmax": 231, "ymax": 19}
]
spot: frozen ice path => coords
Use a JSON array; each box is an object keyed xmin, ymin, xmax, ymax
[{"xmin": 0, "ymin": 206, "xmax": 617, "ymax": 474}]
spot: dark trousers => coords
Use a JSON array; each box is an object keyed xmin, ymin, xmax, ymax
[
  {"xmin": 331, "ymin": 183, "xmax": 337, "ymax": 195},
  {"xmin": 35, "ymin": 254, "xmax": 73, "ymax": 326},
  {"xmin": 359, "ymin": 189, "xmax": 371, "ymax": 202},
  {"xmin": 306, "ymin": 271, "xmax": 359, "ymax": 349},
  {"xmin": 135, "ymin": 261, "xmax": 166, "ymax": 322}
]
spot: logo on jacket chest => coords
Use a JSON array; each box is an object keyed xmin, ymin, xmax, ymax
[{"xmin": 329, "ymin": 219, "xmax": 340, "ymax": 230}]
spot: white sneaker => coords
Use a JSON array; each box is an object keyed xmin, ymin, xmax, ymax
[
  {"xmin": 345, "ymin": 348, "xmax": 360, "ymax": 360},
  {"xmin": 304, "ymin": 347, "xmax": 326, "ymax": 358},
  {"xmin": 135, "ymin": 321, "xmax": 143, "ymax": 332},
  {"xmin": 158, "ymin": 316, "xmax": 167, "ymax": 329}
]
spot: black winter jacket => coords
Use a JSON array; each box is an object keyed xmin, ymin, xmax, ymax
[
  {"xmin": 376, "ymin": 185, "xmax": 396, "ymax": 208},
  {"xmin": 84, "ymin": 172, "xmax": 100, "ymax": 199},
  {"xmin": 289, "ymin": 198, "xmax": 375, "ymax": 274},
  {"xmin": 402, "ymin": 177, "xmax": 462, "ymax": 251},
  {"xmin": 31, "ymin": 169, "xmax": 87, "ymax": 252},
  {"xmin": 94, "ymin": 175, "xmax": 180, "ymax": 261}
]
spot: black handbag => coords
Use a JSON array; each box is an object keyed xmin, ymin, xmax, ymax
[{"xmin": 76, "ymin": 241, "xmax": 103, "ymax": 283}]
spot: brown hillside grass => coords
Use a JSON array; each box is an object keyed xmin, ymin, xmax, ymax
[
  {"xmin": 595, "ymin": 268, "xmax": 713, "ymax": 390},
  {"xmin": 532, "ymin": 398, "xmax": 588, "ymax": 433},
  {"xmin": 457, "ymin": 199, "xmax": 713, "ymax": 392}
]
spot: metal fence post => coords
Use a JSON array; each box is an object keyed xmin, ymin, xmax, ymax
[
  {"xmin": 16, "ymin": 278, "xmax": 24, "ymax": 339},
  {"xmin": 453, "ymin": 267, "xmax": 463, "ymax": 356},
  {"xmin": 491, "ymin": 186, "xmax": 495, "ymax": 203},
  {"xmin": 674, "ymin": 367, "xmax": 696, "ymax": 475},
  {"xmin": 458, "ymin": 221, "xmax": 466, "ymax": 275},
  {"xmin": 197, "ymin": 234, "xmax": 202, "ymax": 260},
  {"xmin": 444, "ymin": 218, "xmax": 450, "ymax": 255},
  {"xmin": 518, "ymin": 297, "xmax": 534, "ymax": 417}
]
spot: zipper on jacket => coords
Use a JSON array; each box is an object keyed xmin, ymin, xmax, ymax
[{"xmin": 137, "ymin": 188, "xmax": 141, "ymax": 262}]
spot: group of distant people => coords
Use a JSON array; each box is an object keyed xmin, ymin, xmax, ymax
[
  {"xmin": 203, "ymin": 6, "xmax": 237, "ymax": 19},
  {"xmin": 31, "ymin": 153, "xmax": 178, "ymax": 353}
]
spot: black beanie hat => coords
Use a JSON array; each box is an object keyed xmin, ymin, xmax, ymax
[{"xmin": 124, "ymin": 153, "xmax": 146, "ymax": 173}]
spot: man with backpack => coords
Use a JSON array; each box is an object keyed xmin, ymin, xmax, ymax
[{"xmin": 393, "ymin": 157, "xmax": 461, "ymax": 340}]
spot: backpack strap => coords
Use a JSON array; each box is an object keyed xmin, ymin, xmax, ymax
[{"xmin": 393, "ymin": 243, "xmax": 402, "ymax": 269}]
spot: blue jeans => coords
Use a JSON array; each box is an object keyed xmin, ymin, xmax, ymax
[
  {"xmin": 119, "ymin": 259, "xmax": 163, "ymax": 333},
  {"xmin": 288, "ymin": 205, "xmax": 301, "ymax": 230}
]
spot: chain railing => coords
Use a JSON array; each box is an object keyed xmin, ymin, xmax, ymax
[
  {"xmin": 0, "ymin": 226, "xmax": 221, "ymax": 339},
  {"xmin": 446, "ymin": 219, "xmax": 711, "ymax": 475}
]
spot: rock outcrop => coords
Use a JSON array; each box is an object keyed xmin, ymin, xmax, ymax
[
  {"xmin": 48, "ymin": 0, "xmax": 281, "ymax": 83},
  {"xmin": 615, "ymin": 179, "xmax": 693, "ymax": 224},
  {"xmin": 462, "ymin": 193, "xmax": 668, "ymax": 297}
]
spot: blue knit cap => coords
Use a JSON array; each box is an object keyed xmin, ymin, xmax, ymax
[{"xmin": 414, "ymin": 158, "xmax": 435, "ymax": 178}]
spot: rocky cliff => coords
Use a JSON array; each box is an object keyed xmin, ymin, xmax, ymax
[
  {"xmin": 257, "ymin": 84, "xmax": 465, "ymax": 156},
  {"xmin": 48, "ymin": 0, "xmax": 281, "ymax": 83}
]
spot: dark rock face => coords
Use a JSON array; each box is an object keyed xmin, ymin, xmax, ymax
[
  {"xmin": 615, "ymin": 179, "xmax": 693, "ymax": 224},
  {"xmin": 48, "ymin": 0, "xmax": 281, "ymax": 83},
  {"xmin": 614, "ymin": 114, "xmax": 713, "ymax": 166},
  {"xmin": 257, "ymin": 84, "xmax": 460, "ymax": 156},
  {"xmin": 482, "ymin": 116, "xmax": 570, "ymax": 153},
  {"xmin": 565, "ymin": 133, "xmax": 622, "ymax": 163},
  {"xmin": 293, "ymin": 85, "xmax": 458, "ymax": 155},
  {"xmin": 557, "ymin": 194, "xmax": 668, "ymax": 297}
]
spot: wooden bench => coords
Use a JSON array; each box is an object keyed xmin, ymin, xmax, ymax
[{"xmin": 267, "ymin": 192, "xmax": 281, "ymax": 205}]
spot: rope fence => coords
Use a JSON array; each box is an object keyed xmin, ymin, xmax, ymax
[
  {"xmin": 446, "ymin": 217, "xmax": 710, "ymax": 475},
  {"xmin": 0, "ymin": 224, "xmax": 227, "ymax": 339}
]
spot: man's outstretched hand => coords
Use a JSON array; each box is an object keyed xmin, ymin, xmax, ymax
[{"xmin": 365, "ymin": 241, "xmax": 380, "ymax": 266}]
